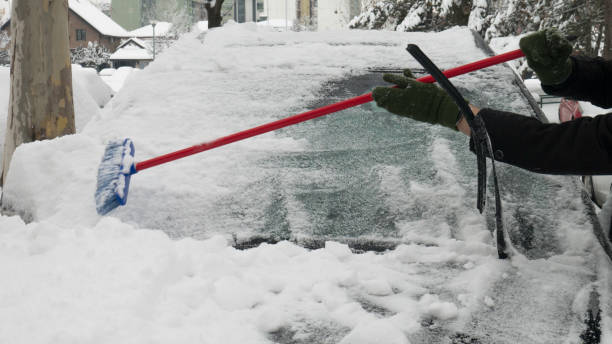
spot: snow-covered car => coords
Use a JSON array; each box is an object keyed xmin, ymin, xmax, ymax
[
  {"xmin": 0, "ymin": 26, "xmax": 608, "ymax": 343},
  {"xmin": 99, "ymin": 66, "xmax": 135, "ymax": 92}
]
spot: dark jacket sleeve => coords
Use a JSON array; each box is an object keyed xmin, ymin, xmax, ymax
[
  {"xmin": 542, "ymin": 56, "xmax": 612, "ymax": 108},
  {"xmin": 471, "ymin": 109, "xmax": 612, "ymax": 175}
]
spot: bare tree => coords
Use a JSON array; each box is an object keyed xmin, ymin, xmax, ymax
[
  {"xmin": 205, "ymin": 0, "xmax": 225, "ymax": 28},
  {"xmin": 2, "ymin": 0, "xmax": 75, "ymax": 186}
]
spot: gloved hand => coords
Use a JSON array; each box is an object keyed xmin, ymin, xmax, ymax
[
  {"xmin": 372, "ymin": 70, "xmax": 461, "ymax": 131},
  {"xmin": 519, "ymin": 28, "xmax": 573, "ymax": 85}
]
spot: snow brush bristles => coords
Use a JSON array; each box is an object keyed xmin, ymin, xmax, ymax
[{"xmin": 95, "ymin": 139, "xmax": 136, "ymax": 215}]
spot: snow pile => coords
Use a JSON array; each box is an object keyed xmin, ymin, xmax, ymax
[
  {"xmin": 99, "ymin": 66, "xmax": 136, "ymax": 92},
  {"xmin": 0, "ymin": 65, "xmax": 112, "ymax": 164},
  {"xmin": 72, "ymin": 64, "xmax": 113, "ymax": 108},
  {"xmin": 0, "ymin": 214, "xmax": 512, "ymax": 343},
  {"xmin": 71, "ymin": 65, "xmax": 114, "ymax": 130}
]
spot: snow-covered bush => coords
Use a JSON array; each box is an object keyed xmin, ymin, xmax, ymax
[
  {"xmin": 352, "ymin": 0, "xmax": 605, "ymax": 57},
  {"xmin": 351, "ymin": 0, "xmax": 606, "ymax": 79},
  {"xmin": 70, "ymin": 41, "xmax": 111, "ymax": 71},
  {"xmin": 350, "ymin": 0, "xmax": 471, "ymax": 32}
]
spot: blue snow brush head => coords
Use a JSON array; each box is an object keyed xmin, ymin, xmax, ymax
[{"xmin": 95, "ymin": 139, "xmax": 137, "ymax": 215}]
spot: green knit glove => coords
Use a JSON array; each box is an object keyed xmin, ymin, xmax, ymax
[
  {"xmin": 519, "ymin": 28, "xmax": 573, "ymax": 85},
  {"xmin": 372, "ymin": 70, "xmax": 460, "ymax": 131}
]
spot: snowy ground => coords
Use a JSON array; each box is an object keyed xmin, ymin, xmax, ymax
[{"xmin": 0, "ymin": 25, "xmax": 610, "ymax": 343}]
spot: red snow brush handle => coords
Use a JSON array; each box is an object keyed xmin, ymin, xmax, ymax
[{"xmin": 135, "ymin": 49, "xmax": 525, "ymax": 172}]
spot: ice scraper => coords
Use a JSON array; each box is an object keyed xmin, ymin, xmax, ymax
[{"xmin": 95, "ymin": 49, "xmax": 526, "ymax": 215}]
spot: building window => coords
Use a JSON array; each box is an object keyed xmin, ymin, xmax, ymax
[{"xmin": 76, "ymin": 29, "xmax": 86, "ymax": 41}]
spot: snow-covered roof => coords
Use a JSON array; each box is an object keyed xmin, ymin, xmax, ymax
[
  {"xmin": 69, "ymin": 0, "xmax": 128, "ymax": 37},
  {"xmin": 117, "ymin": 37, "xmax": 149, "ymax": 50},
  {"xmin": 1, "ymin": 0, "xmax": 129, "ymax": 37},
  {"xmin": 109, "ymin": 44, "xmax": 152, "ymax": 61},
  {"xmin": 128, "ymin": 22, "xmax": 173, "ymax": 38}
]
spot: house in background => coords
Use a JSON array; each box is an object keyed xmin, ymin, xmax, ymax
[
  {"xmin": 0, "ymin": 0, "xmax": 129, "ymax": 52},
  {"xmin": 109, "ymin": 37, "xmax": 153, "ymax": 69},
  {"xmin": 69, "ymin": 0, "xmax": 129, "ymax": 51}
]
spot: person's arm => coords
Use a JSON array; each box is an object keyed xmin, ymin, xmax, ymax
[{"xmin": 467, "ymin": 109, "xmax": 612, "ymax": 175}]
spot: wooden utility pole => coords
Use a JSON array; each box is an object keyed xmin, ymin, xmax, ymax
[
  {"xmin": 204, "ymin": 0, "xmax": 225, "ymax": 28},
  {"xmin": 1, "ymin": 0, "xmax": 75, "ymax": 186}
]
